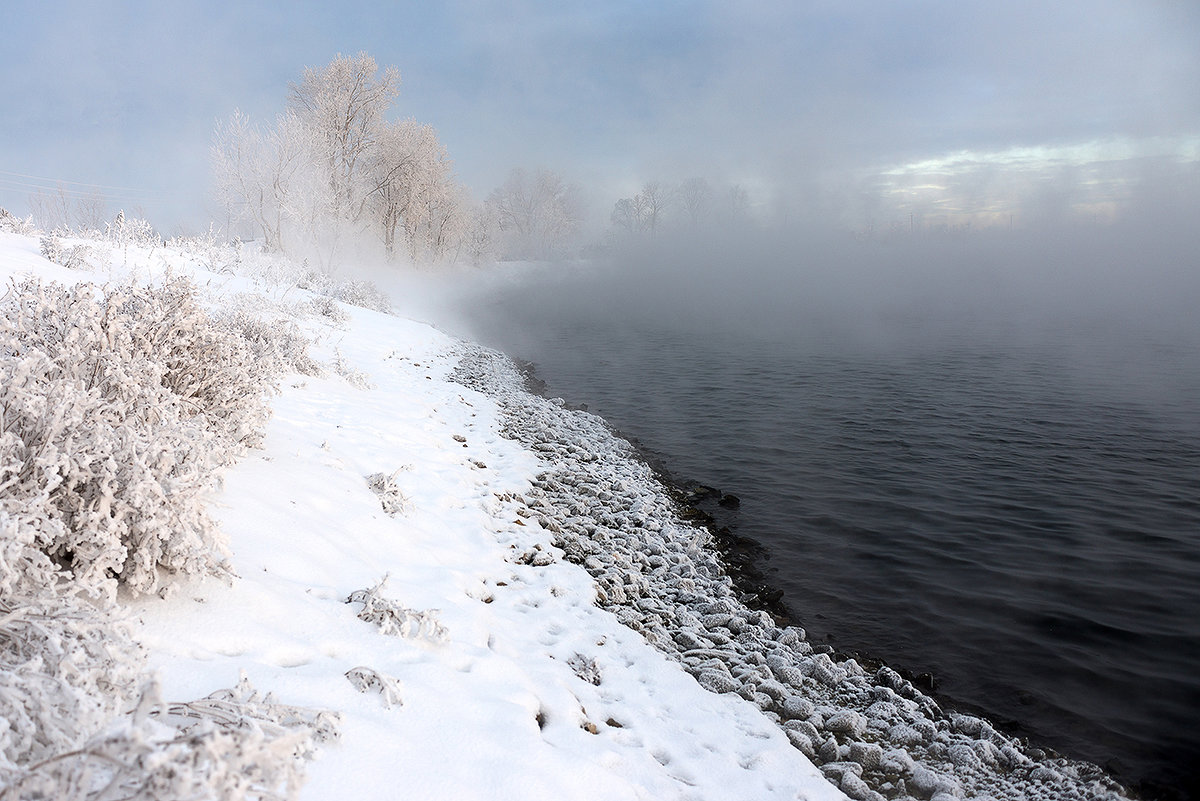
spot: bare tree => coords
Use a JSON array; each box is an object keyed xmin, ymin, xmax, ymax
[
  {"xmin": 287, "ymin": 51, "xmax": 399, "ymax": 226},
  {"xmin": 212, "ymin": 52, "xmax": 476, "ymax": 268},
  {"xmin": 418, "ymin": 182, "xmax": 471, "ymax": 263},
  {"xmin": 727, "ymin": 183, "xmax": 750, "ymax": 222},
  {"xmin": 678, "ymin": 177, "xmax": 712, "ymax": 228},
  {"xmin": 610, "ymin": 181, "xmax": 678, "ymax": 239},
  {"xmin": 72, "ymin": 190, "xmax": 109, "ymax": 233},
  {"xmin": 211, "ymin": 109, "xmax": 308, "ymax": 253},
  {"xmin": 368, "ymin": 119, "xmax": 459, "ymax": 261},
  {"xmin": 487, "ymin": 168, "xmax": 581, "ymax": 260},
  {"xmin": 461, "ymin": 203, "xmax": 497, "ymax": 266},
  {"xmin": 610, "ymin": 197, "xmax": 639, "ymax": 234},
  {"xmin": 637, "ymin": 181, "xmax": 673, "ymax": 237},
  {"xmin": 27, "ymin": 184, "xmax": 71, "ymax": 231}
]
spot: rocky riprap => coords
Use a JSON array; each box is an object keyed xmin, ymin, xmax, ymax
[{"xmin": 452, "ymin": 344, "xmax": 1132, "ymax": 801}]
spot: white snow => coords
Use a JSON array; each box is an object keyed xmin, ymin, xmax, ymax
[{"xmin": 0, "ymin": 230, "xmax": 844, "ymax": 800}]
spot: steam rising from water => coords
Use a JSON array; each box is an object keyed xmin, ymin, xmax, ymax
[{"xmin": 400, "ymin": 184, "xmax": 1199, "ymax": 428}]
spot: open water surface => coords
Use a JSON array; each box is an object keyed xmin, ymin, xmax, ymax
[{"xmin": 449, "ymin": 260, "xmax": 1200, "ymax": 800}]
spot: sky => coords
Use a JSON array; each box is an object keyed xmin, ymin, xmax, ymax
[{"xmin": 2, "ymin": 0, "xmax": 1198, "ymax": 233}]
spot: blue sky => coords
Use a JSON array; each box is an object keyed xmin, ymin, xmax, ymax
[{"xmin": 2, "ymin": 0, "xmax": 1197, "ymax": 232}]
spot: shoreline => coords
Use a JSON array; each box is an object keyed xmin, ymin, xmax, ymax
[
  {"xmin": 511, "ymin": 357, "xmax": 795, "ymax": 624},
  {"xmin": 455, "ymin": 342, "xmax": 1136, "ymax": 801}
]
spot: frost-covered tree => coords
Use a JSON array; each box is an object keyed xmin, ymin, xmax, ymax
[
  {"xmin": 727, "ymin": 183, "xmax": 751, "ymax": 222},
  {"xmin": 212, "ymin": 109, "xmax": 309, "ymax": 253},
  {"xmin": 287, "ymin": 52, "xmax": 399, "ymax": 227},
  {"xmin": 213, "ymin": 52, "xmax": 473, "ymax": 268},
  {"xmin": 27, "ymin": 185, "xmax": 71, "ymax": 232},
  {"xmin": 460, "ymin": 203, "xmax": 498, "ymax": 266},
  {"xmin": 415, "ymin": 181, "xmax": 471, "ymax": 263},
  {"xmin": 486, "ymin": 168, "xmax": 581, "ymax": 260},
  {"xmin": 368, "ymin": 119, "xmax": 465, "ymax": 262},
  {"xmin": 72, "ymin": 190, "xmax": 109, "ymax": 233}
]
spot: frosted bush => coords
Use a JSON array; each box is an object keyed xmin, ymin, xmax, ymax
[
  {"xmin": 0, "ymin": 208, "xmax": 36, "ymax": 236},
  {"xmin": 0, "ymin": 274, "xmax": 338, "ymax": 798},
  {"xmin": 0, "ymin": 594, "xmax": 144, "ymax": 775},
  {"xmin": 166, "ymin": 226, "xmax": 239, "ymax": 275},
  {"xmin": 347, "ymin": 579, "xmax": 447, "ymax": 643},
  {"xmin": 304, "ymin": 294, "xmax": 349, "ymax": 326},
  {"xmin": 38, "ymin": 235, "xmax": 106, "ymax": 270},
  {"xmin": 344, "ymin": 667, "xmax": 403, "ymax": 709},
  {"xmin": 0, "ymin": 512, "xmax": 143, "ymax": 780},
  {"xmin": 37, "ymin": 235, "xmax": 64, "ymax": 264},
  {"xmin": 365, "ymin": 471, "xmax": 409, "ymax": 515},
  {"xmin": 331, "ymin": 350, "xmax": 373, "ymax": 390},
  {"xmin": 0, "ymin": 276, "xmax": 284, "ymax": 596},
  {"xmin": 294, "ymin": 266, "xmax": 332, "ymax": 294},
  {"xmin": 329, "ymin": 279, "xmax": 391, "ymax": 314},
  {"xmin": 1, "ymin": 676, "xmax": 339, "ymax": 801},
  {"xmin": 217, "ymin": 293, "xmax": 324, "ymax": 378},
  {"xmin": 105, "ymin": 211, "xmax": 159, "ymax": 248}
]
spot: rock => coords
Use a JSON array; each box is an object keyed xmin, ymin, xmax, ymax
[
  {"xmin": 825, "ymin": 710, "xmax": 867, "ymax": 737},
  {"xmin": 781, "ymin": 695, "xmax": 814, "ymax": 719},
  {"xmin": 785, "ymin": 728, "xmax": 817, "ymax": 758},
  {"xmin": 849, "ymin": 741, "xmax": 883, "ymax": 770},
  {"xmin": 674, "ymin": 629, "xmax": 711, "ymax": 652},
  {"xmin": 947, "ymin": 743, "xmax": 980, "ymax": 768},
  {"xmin": 841, "ymin": 770, "xmax": 882, "ymax": 801},
  {"xmin": 696, "ymin": 670, "xmax": 740, "ymax": 694}
]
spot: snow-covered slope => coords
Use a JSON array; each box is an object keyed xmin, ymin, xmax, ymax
[
  {"xmin": 0, "ymin": 229, "xmax": 843, "ymax": 800},
  {"xmin": 134, "ymin": 301, "xmax": 842, "ymax": 801}
]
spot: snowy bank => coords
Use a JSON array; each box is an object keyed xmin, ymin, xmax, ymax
[{"xmin": 0, "ymin": 226, "xmax": 1134, "ymax": 801}]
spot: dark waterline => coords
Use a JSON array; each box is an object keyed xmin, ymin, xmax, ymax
[{"xmin": 450, "ymin": 275, "xmax": 1200, "ymax": 800}]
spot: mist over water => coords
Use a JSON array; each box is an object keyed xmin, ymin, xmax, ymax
[{"xmin": 406, "ymin": 213, "xmax": 1200, "ymax": 799}]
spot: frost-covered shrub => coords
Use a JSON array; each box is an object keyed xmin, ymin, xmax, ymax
[
  {"xmin": 0, "ymin": 276, "xmax": 282, "ymax": 596},
  {"xmin": 0, "ymin": 595, "xmax": 144, "ymax": 776},
  {"xmin": 38, "ymin": 235, "xmax": 105, "ymax": 270},
  {"xmin": 217, "ymin": 293, "xmax": 324, "ymax": 378},
  {"xmin": 347, "ymin": 579, "xmax": 447, "ymax": 643},
  {"xmin": 330, "ymin": 350, "xmax": 373, "ymax": 390},
  {"xmin": 0, "ymin": 347, "xmax": 219, "ymax": 595},
  {"xmin": 37, "ymin": 235, "xmax": 64, "ymax": 264},
  {"xmin": 105, "ymin": 211, "xmax": 159, "ymax": 248},
  {"xmin": 1, "ymin": 675, "xmax": 339, "ymax": 801},
  {"xmin": 344, "ymin": 667, "xmax": 403, "ymax": 709},
  {"xmin": 329, "ymin": 279, "xmax": 391, "ymax": 314},
  {"xmin": 294, "ymin": 266, "xmax": 332, "ymax": 294},
  {"xmin": 365, "ymin": 471, "xmax": 409, "ymax": 515},
  {"xmin": 0, "ymin": 208, "xmax": 37, "ymax": 235},
  {"xmin": 0, "ymin": 511, "xmax": 144, "ymax": 778},
  {"xmin": 166, "ymin": 226, "xmax": 239, "ymax": 275},
  {"xmin": 0, "ymin": 276, "xmax": 339, "ymax": 797},
  {"xmin": 304, "ymin": 294, "xmax": 349, "ymax": 327}
]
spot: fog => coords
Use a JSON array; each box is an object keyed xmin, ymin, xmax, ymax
[{"xmin": 409, "ymin": 180, "xmax": 1196, "ymax": 342}]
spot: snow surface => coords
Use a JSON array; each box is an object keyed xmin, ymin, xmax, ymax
[{"xmin": 0, "ymin": 231, "xmax": 844, "ymax": 800}]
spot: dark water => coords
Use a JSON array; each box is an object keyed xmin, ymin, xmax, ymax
[{"xmin": 438, "ymin": 251, "xmax": 1200, "ymax": 799}]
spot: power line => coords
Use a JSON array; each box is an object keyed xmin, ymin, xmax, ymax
[
  {"xmin": 0, "ymin": 177, "xmax": 157, "ymax": 203},
  {"xmin": 0, "ymin": 168, "xmax": 167, "ymax": 195}
]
